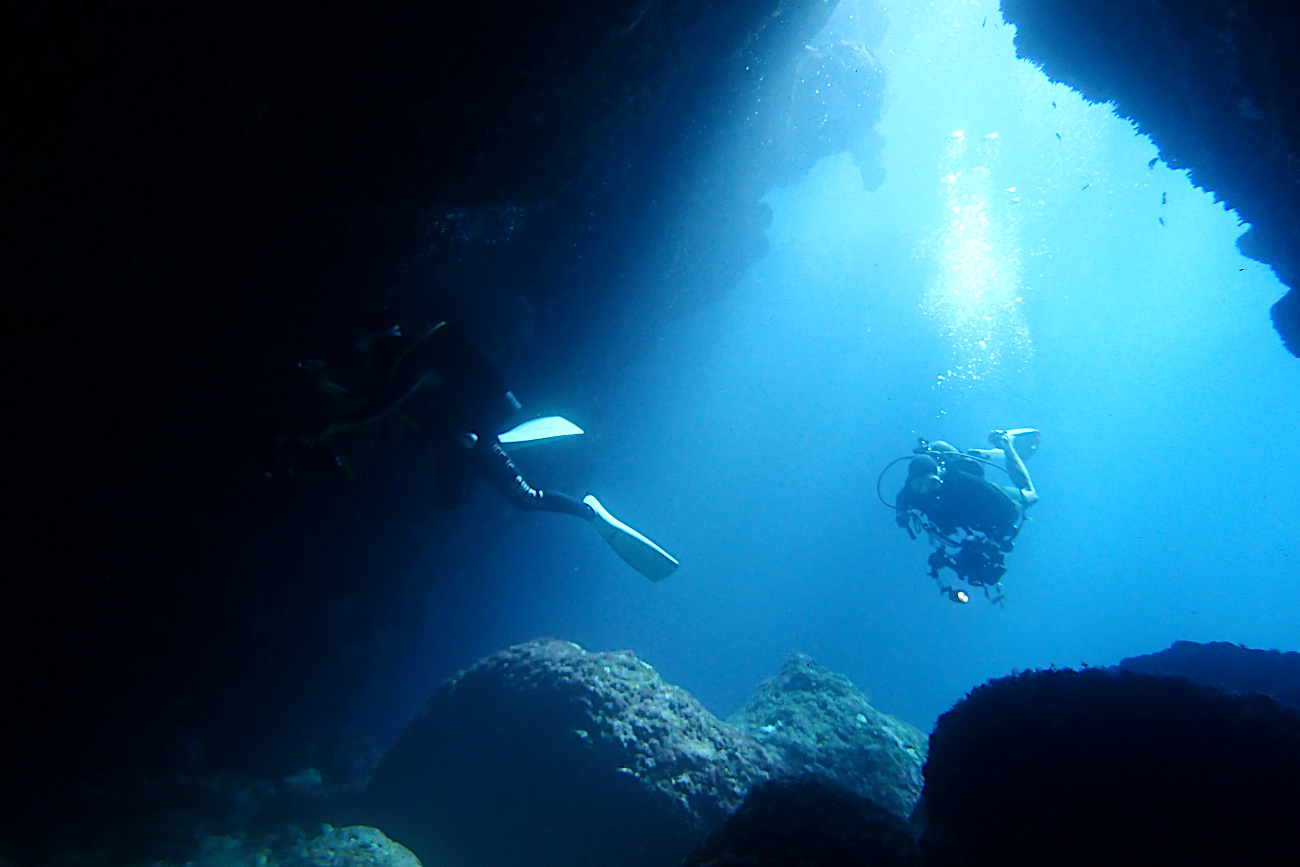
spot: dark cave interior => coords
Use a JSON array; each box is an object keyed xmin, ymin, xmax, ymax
[{"xmin": 4, "ymin": 0, "xmax": 1300, "ymax": 863}]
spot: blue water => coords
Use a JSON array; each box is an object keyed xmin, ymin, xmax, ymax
[{"xmin": 368, "ymin": 0, "xmax": 1300, "ymax": 742}]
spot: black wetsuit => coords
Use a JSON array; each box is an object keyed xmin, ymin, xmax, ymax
[
  {"xmin": 338, "ymin": 321, "xmax": 593, "ymax": 520},
  {"xmin": 896, "ymin": 470, "xmax": 1024, "ymax": 546}
]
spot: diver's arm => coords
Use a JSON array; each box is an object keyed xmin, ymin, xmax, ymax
[
  {"xmin": 302, "ymin": 369, "xmax": 443, "ymax": 445},
  {"xmin": 895, "ymin": 489, "xmax": 919, "ymax": 538}
]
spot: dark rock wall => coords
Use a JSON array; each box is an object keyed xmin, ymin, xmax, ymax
[
  {"xmin": 1000, "ymin": 0, "xmax": 1300, "ymax": 357},
  {"xmin": 1, "ymin": 1, "xmax": 890, "ymax": 862},
  {"xmin": 1117, "ymin": 639, "xmax": 1300, "ymax": 709}
]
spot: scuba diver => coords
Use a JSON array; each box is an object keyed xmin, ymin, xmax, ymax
[
  {"xmin": 883, "ymin": 429, "xmax": 1040, "ymax": 604},
  {"xmin": 289, "ymin": 318, "xmax": 679, "ymax": 581}
]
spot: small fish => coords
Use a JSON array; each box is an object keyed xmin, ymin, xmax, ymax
[
  {"xmin": 1161, "ymin": 192, "xmax": 1167, "ymax": 205},
  {"xmin": 1147, "ymin": 157, "xmax": 1158, "ymax": 169},
  {"xmin": 1051, "ymin": 101, "xmax": 1057, "ymax": 108},
  {"xmin": 982, "ymin": 17, "xmax": 986, "ymax": 26},
  {"xmin": 1082, "ymin": 183, "xmax": 1090, "ymax": 191},
  {"xmin": 1159, "ymin": 217, "xmax": 1166, "ymax": 226},
  {"xmin": 1055, "ymin": 132, "xmax": 1061, "ymax": 140}
]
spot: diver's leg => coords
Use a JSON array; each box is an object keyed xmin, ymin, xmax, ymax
[
  {"xmin": 997, "ymin": 432, "xmax": 1039, "ymax": 507},
  {"xmin": 471, "ymin": 435, "xmax": 679, "ymax": 580},
  {"xmin": 468, "ymin": 436, "xmax": 595, "ymax": 519}
]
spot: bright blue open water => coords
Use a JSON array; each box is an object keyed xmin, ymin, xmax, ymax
[{"xmin": 370, "ymin": 0, "xmax": 1300, "ymax": 743}]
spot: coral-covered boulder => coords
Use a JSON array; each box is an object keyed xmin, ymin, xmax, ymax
[
  {"xmin": 281, "ymin": 825, "xmax": 422, "ymax": 867},
  {"xmin": 360, "ymin": 639, "xmax": 779, "ymax": 867},
  {"xmin": 179, "ymin": 826, "xmax": 419, "ymax": 867},
  {"xmin": 729, "ymin": 653, "xmax": 927, "ymax": 820}
]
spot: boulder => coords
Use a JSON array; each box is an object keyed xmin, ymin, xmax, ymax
[
  {"xmin": 728, "ymin": 653, "xmax": 927, "ymax": 820},
  {"xmin": 361, "ymin": 639, "xmax": 779, "ymax": 867},
  {"xmin": 920, "ymin": 667, "xmax": 1300, "ymax": 865},
  {"xmin": 181, "ymin": 826, "xmax": 418, "ymax": 867},
  {"xmin": 683, "ymin": 776, "xmax": 921, "ymax": 867},
  {"xmin": 280, "ymin": 825, "xmax": 421, "ymax": 867}
]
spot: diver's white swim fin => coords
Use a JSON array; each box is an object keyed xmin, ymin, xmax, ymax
[
  {"xmin": 990, "ymin": 428, "xmax": 1041, "ymax": 458},
  {"xmin": 1007, "ymin": 428, "xmax": 1041, "ymax": 458},
  {"xmin": 583, "ymin": 495, "xmax": 679, "ymax": 581},
  {"xmin": 499, "ymin": 416, "xmax": 584, "ymax": 449}
]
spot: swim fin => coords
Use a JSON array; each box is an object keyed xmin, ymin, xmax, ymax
[
  {"xmin": 990, "ymin": 428, "xmax": 1041, "ymax": 458},
  {"xmin": 498, "ymin": 416, "xmax": 584, "ymax": 449},
  {"xmin": 583, "ymin": 495, "xmax": 679, "ymax": 581},
  {"xmin": 1006, "ymin": 428, "xmax": 1041, "ymax": 458}
]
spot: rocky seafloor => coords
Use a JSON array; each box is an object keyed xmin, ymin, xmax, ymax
[
  {"xmin": 358, "ymin": 640, "xmax": 925, "ymax": 867},
  {"xmin": 137, "ymin": 638, "xmax": 1300, "ymax": 867}
]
